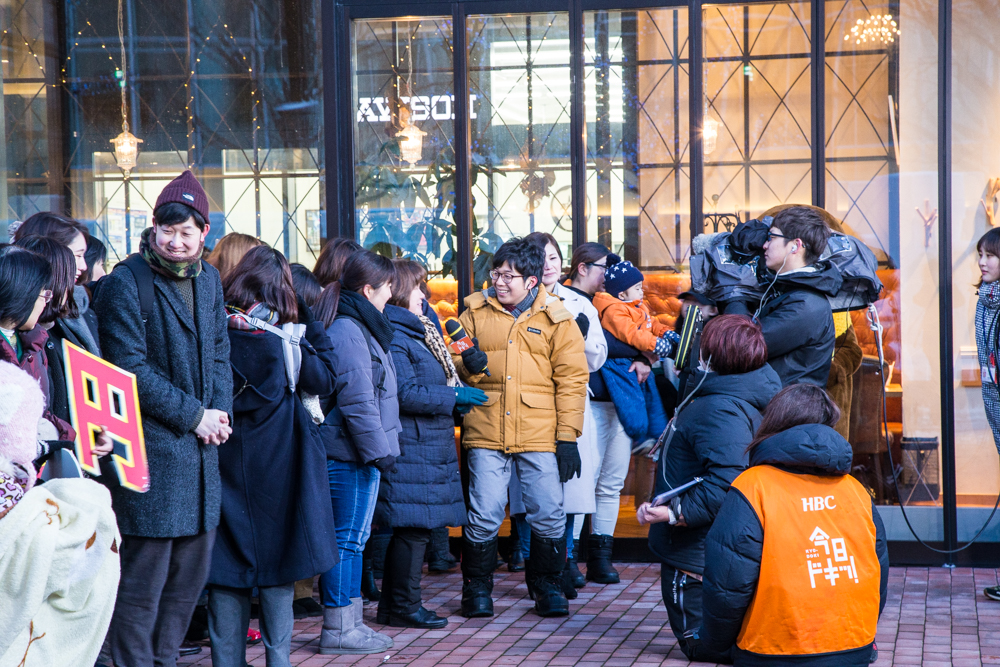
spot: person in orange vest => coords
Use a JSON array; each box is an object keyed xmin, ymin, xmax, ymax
[{"xmin": 698, "ymin": 383, "xmax": 888, "ymax": 666}]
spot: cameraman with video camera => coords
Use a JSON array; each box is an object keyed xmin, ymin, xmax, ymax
[{"xmin": 755, "ymin": 206, "xmax": 841, "ymax": 387}]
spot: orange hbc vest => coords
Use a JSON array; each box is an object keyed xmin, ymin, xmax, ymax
[{"xmin": 730, "ymin": 465, "xmax": 880, "ymax": 656}]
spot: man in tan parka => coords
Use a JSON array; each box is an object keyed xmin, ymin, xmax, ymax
[{"xmin": 451, "ymin": 238, "xmax": 588, "ymax": 620}]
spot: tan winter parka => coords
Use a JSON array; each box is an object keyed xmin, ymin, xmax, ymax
[{"xmin": 452, "ymin": 285, "xmax": 588, "ymax": 454}]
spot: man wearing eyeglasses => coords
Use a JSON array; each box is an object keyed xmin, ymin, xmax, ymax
[
  {"xmin": 451, "ymin": 237, "xmax": 588, "ymax": 620},
  {"xmin": 757, "ymin": 206, "xmax": 841, "ymax": 386}
]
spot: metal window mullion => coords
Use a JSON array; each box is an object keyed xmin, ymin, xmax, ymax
[
  {"xmin": 688, "ymin": 0, "xmax": 703, "ymax": 243},
  {"xmin": 321, "ymin": 0, "xmax": 337, "ymax": 240},
  {"xmin": 453, "ymin": 2, "xmax": 474, "ymax": 308},
  {"xmin": 810, "ymin": 0, "xmax": 824, "ymax": 208},
  {"xmin": 338, "ymin": 4, "xmax": 355, "ymax": 238},
  {"xmin": 570, "ymin": 0, "xmax": 587, "ymax": 248},
  {"xmin": 938, "ymin": 0, "xmax": 956, "ymax": 561}
]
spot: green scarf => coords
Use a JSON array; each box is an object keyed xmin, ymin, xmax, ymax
[{"xmin": 139, "ymin": 227, "xmax": 203, "ymax": 279}]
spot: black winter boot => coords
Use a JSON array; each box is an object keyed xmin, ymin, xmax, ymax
[
  {"xmin": 507, "ymin": 514, "xmax": 526, "ymax": 572},
  {"xmin": 586, "ymin": 533, "xmax": 620, "ymax": 584},
  {"xmin": 461, "ymin": 537, "xmax": 497, "ymax": 618},
  {"xmin": 360, "ymin": 560, "xmax": 381, "ymax": 603},
  {"xmin": 529, "ymin": 534, "xmax": 569, "ymax": 617},
  {"xmin": 426, "ymin": 527, "xmax": 458, "ymax": 573},
  {"xmin": 567, "ymin": 541, "xmax": 586, "ymax": 589}
]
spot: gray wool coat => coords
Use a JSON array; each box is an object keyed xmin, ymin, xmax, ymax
[{"xmin": 93, "ymin": 259, "xmax": 233, "ymax": 538}]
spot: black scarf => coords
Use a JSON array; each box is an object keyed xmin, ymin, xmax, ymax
[{"xmin": 337, "ymin": 289, "xmax": 394, "ymax": 352}]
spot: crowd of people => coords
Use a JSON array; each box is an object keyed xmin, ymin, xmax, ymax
[{"xmin": 5, "ymin": 168, "xmax": 968, "ymax": 667}]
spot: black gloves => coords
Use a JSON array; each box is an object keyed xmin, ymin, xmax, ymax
[
  {"xmin": 296, "ymin": 294, "xmax": 315, "ymax": 326},
  {"xmin": 555, "ymin": 440, "xmax": 582, "ymax": 483},
  {"xmin": 575, "ymin": 312, "xmax": 590, "ymax": 338},
  {"xmin": 460, "ymin": 337, "xmax": 489, "ymax": 375},
  {"xmin": 455, "ymin": 386, "xmax": 489, "ymax": 406},
  {"xmin": 370, "ymin": 455, "xmax": 397, "ymax": 474}
]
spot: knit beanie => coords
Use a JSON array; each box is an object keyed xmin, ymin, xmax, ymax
[
  {"xmin": 0, "ymin": 361, "xmax": 46, "ymax": 489},
  {"xmin": 154, "ymin": 170, "xmax": 210, "ymax": 224},
  {"xmin": 604, "ymin": 254, "xmax": 645, "ymax": 298}
]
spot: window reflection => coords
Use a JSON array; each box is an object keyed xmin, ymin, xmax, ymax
[
  {"xmin": 352, "ymin": 17, "xmax": 459, "ymax": 318},
  {"xmin": 467, "ymin": 13, "xmax": 572, "ymax": 289}
]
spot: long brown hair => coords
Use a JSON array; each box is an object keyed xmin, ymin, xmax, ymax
[
  {"xmin": 389, "ymin": 259, "xmax": 427, "ymax": 308},
  {"xmin": 14, "ymin": 235, "xmax": 79, "ymax": 322},
  {"xmin": 340, "ymin": 250, "xmax": 395, "ymax": 294},
  {"xmin": 207, "ymin": 232, "xmax": 262, "ymax": 282},
  {"xmin": 314, "ymin": 237, "xmax": 362, "ymax": 286},
  {"xmin": 747, "ymin": 384, "xmax": 841, "ymax": 452},
  {"xmin": 223, "ymin": 245, "xmax": 298, "ymax": 325}
]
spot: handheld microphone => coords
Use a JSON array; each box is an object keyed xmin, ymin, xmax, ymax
[
  {"xmin": 445, "ymin": 319, "xmax": 491, "ymax": 377},
  {"xmin": 444, "ymin": 319, "xmax": 473, "ymax": 353}
]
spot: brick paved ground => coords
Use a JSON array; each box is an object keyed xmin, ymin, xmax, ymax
[{"xmin": 178, "ymin": 565, "xmax": 1000, "ymax": 666}]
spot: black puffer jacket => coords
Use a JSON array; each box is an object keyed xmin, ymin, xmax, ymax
[
  {"xmin": 701, "ymin": 424, "xmax": 889, "ymax": 667},
  {"xmin": 374, "ymin": 305, "xmax": 466, "ymax": 529},
  {"xmin": 757, "ymin": 263, "xmax": 841, "ymax": 387},
  {"xmin": 648, "ymin": 364, "xmax": 781, "ymax": 574}
]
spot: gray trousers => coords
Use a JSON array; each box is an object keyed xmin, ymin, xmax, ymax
[
  {"xmin": 208, "ymin": 583, "xmax": 295, "ymax": 667},
  {"xmin": 466, "ymin": 448, "xmax": 565, "ymax": 542},
  {"xmin": 109, "ymin": 530, "xmax": 216, "ymax": 667}
]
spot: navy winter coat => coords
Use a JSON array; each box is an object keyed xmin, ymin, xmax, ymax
[
  {"xmin": 94, "ymin": 259, "xmax": 233, "ymax": 538},
  {"xmin": 374, "ymin": 305, "xmax": 465, "ymax": 529},
  {"xmin": 209, "ymin": 320, "xmax": 339, "ymax": 588},
  {"xmin": 757, "ymin": 264, "xmax": 841, "ymax": 387},
  {"xmin": 319, "ymin": 315, "xmax": 401, "ymax": 463},
  {"xmin": 648, "ymin": 364, "xmax": 781, "ymax": 574},
  {"xmin": 701, "ymin": 424, "xmax": 889, "ymax": 667}
]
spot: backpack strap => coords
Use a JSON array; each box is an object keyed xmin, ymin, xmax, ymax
[{"xmin": 120, "ymin": 254, "xmax": 155, "ymax": 324}]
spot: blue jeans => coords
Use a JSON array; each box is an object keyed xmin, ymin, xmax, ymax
[
  {"xmin": 516, "ymin": 514, "xmax": 576, "ymax": 558},
  {"xmin": 319, "ymin": 460, "xmax": 380, "ymax": 608}
]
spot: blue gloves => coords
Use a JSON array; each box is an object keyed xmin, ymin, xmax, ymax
[{"xmin": 455, "ymin": 386, "xmax": 489, "ymax": 406}]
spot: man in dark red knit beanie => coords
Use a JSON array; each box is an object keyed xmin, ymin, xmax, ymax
[
  {"xmin": 94, "ymin": 167, "xmax": 233, "ymax": 667},
  {"xmin": 155, "ymin": 169, "xmax": 210, "ymax": 226}
]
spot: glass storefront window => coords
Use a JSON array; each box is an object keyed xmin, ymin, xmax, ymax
[
  {"xmin": 824, "ymin": 0, "xmax": 941, "ymax": 545},
  {"xmin": 952, "ymin": 0, "xmax": 1000, "ymax": 538},
  {"xmin": 703, "ymin": 2, "xmax": 813, "ymax": 223},
  {"xmin": 1, "ymin": 0, "xmax": 56, "ymax": 228},
  {"xmin": 584, "ymin": 8, "xmax": 691, "ymax": 323},
  {"xmin": 467, "ymin": 12, "xmax": 571, "ymax": 289},
  {"xmin": 62, "ymin": 0, "xmax": 326, "ymax": 265},
  {"xmin": 353, "ymin": 16, "xmax": 459, "ymax": 319}
]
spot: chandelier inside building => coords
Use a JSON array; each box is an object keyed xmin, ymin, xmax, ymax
[{"xmin": 845, "ymin": 14, "xmax": 900, "ymax": 46}]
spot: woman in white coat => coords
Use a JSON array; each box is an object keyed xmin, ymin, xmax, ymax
[
  {"xmin": 510, "ymin": 233, "xmax": 607, "ymax": 593},
  {"xmin": 561, "ymin": 241, "xmax": 644, "ymax": 586}
]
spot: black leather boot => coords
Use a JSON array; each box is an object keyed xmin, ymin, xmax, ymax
[
  {"xmin": 567, "ymin": 541, "xmax": 586, "ymax": 588},
  {"xmin": 361, "ymin": 561, "xmax": 381, "ymax": 603},
  {"xmin": 530, "ymin": 534, "xmax": 569, "ymax": 617},
  {"xmin": 461, "ymin": 536, "xmax": 497, "ymax": 618},
  {"xmin": 426, "ymin": 527, "xmax": 458, "ymax": 573},
  {"xmin": 586, "ymin": 533, "xmax": 620, "ymax": 584}
]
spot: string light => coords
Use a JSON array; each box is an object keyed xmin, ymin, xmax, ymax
[{"xmin": 845, "ymin": 14, "xmax": 900, "ymax": 45}]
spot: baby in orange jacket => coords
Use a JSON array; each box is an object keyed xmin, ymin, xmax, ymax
[{"xmin": 593, "ymin": 255, "xmax": 679, "ymax": 358}]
